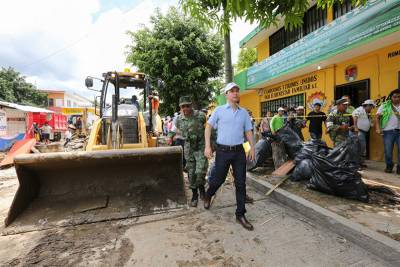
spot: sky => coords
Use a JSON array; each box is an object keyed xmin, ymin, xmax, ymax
[{"xmin": 0, "ymin": 0, "xmax": 255, "ymax": 99}]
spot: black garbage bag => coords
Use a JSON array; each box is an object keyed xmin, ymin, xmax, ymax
[
  {"xmin": 327, "ymin": 136, "xmax": 361, "ymax": 168},
  {"xmin": 307, "ymin": 153, "xmax": 369, "ymax": 202},
  {"xmin": 290, "ymin": 159, "xmax": 314, "ymax": 181},
  {"xmin": 247, "ymin": 139, "xmax": 272, "ymax": 171},
  {"xmin": 302, "ymin": 139, "xmax": 330, "ymax": 156},
  {"xmin": 276, "ymin": 124, "xmax": 303, "ymax": 159}
]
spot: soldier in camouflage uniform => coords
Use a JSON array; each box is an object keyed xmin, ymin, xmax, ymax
[
  {"xmin": 327, "ymin": 97, "xmax": 353, "ymax": 146},
  {"xmin": 168, "ymin": 96, "xmax": 208, "ymax": 207}
]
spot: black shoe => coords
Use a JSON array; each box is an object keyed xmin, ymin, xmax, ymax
[
  {"xmin": 190, "ymin": 189, "xmax": 198, "ymax": 207},
  {"xmin": 236, "ymin": 215, "xmax": 254, "ymax": 231},
  {"xmin": 198, "ymin": 185, "xmax": 205, "ymax": 200},
  {"xmin": 245, "ymin": 194, "xmax": 254, "ymax": 204},
  {"xmin": 385, "ymin": 165, "xmax": 394, "ymax": 173},
  {"xmin": 203, "ymin": 194, "xmax": 211, "ymax": 209},
  {"xmin": 360, "ymin": 163, "xmax": 368, "ymax": 168}
]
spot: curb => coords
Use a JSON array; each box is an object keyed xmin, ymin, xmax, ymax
[{"xmin": 247, "ymin": 173, "xmax": 400, "ymax": 266}]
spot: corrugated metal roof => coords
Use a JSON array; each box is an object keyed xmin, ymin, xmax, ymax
[{"xmin": 0, "ymin": 101, "xmax": 54, "ymax": 113}]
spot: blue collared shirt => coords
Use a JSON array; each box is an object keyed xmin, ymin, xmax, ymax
[{"xmin": 208, "ymin": 103, "xmax": 253, "ymax": 146}]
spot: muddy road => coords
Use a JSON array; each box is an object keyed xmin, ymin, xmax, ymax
[{"xmin": 0, "ymin": 168, "xmax": 389, "ymax": 266}]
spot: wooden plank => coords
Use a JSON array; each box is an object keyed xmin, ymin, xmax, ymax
[
  {"xmin": 362, "ymin": 178, "xmax": 400, "ymax": 193},
  {"xmin": 265, "ymin": 176, "xmax": 290, "ymax": 196},
  {"xmin": 272, "ymin": 160, "xmax": 295, "ymax": 176}
]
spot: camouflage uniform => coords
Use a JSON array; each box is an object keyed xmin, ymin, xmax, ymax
[
  {"xmin": 326, "ymin": 110, "xmax": 351, "ymax": 146},
  {"xmin": 169, "ymin": 108, "xmax": 208, "ymax": 190}
]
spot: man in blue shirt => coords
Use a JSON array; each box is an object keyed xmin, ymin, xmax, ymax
[{"xmin": 204, "ymin": 82, "xmax": 255, "ymax": 231}]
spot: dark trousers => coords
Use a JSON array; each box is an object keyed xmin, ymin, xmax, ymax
[
  {"xmin": 310, "ymin": 132, "xmax": 322, "ymax": 140},
  {"xmin": 173, "ymin": 138, "xmax": 186, "ymax": 167},
  {"xmin": 206, "ymin": 148, "xmax": 247, "ymax": 216}
]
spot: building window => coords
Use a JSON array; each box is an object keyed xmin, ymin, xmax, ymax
[
  {"xmin": 303, "ymin": 5, "xmax": 327, "ymax": 35},
  {"xmin": 269, "ymin": 5, "xmax": 326, "ymax": 56},
  {"xmin": 261, "ymin": 93, "xmax": 305, "ymax": 116},
  {"xmin": 55, "ymin": 99, "xmax": 63, "ymax": 107},
  {"xmin": 333, "ymin": 0, "xmax": 355, "ymax": 19},
  {"xmin": 269, "ymin": 28, "xmax": 286, "ymax": 56},
  {"xmin": 48, "ymin": 98, "xmax": 54, "ymax": 107},
  {"xmin": 67, "ymin": 100, "xmax": 71, "ymax": 107}
]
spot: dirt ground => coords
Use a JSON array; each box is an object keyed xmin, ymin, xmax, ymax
[
  {"xmin": 249, "ymin": 160, "xmax": 400, "ymax": 241},
  {"xmin": 0, "ymin": 167, "xmax": 391, "ymax": 266}
]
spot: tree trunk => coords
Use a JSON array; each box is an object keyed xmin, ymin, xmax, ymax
[
  {"xmin": 224, "ymin": 31, "xmax": 233, "ymax": 84},
  {"xmin": 271, "ymin": 141, "xmax": 288, "ymax": 169}
]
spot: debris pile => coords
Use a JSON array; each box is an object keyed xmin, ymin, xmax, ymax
[
  {"xmin": 250, "ymin": 124, "xmax": 371, "ymax": 202},
  {"xmin": 64, "ymin": 137, "xmax": 87, "ymax": 152}
]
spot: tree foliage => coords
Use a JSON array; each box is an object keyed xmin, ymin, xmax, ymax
[
  {"xmin": 126, "ymin": 7, "xmax": 223, "ymax": 115},
  {"xmin": 181, "ymin": 0, "xmax": 367, "ymax": 33},
  {"xmin": 235, "ymin": 48, "xmax": 257, "ymax": 73},
  {"xmin": 0, "ymin": 67, "xmax": 47, "ymax": 107}
]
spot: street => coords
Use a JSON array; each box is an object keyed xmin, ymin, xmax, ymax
[{"xmin": 0, "ymin": 167, "xmax": 388, "ymax": 266}]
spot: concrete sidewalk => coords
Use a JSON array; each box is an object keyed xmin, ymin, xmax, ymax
[{"xmin": 247, "ymin": 160, "xmax": 400, "ymax": 265}]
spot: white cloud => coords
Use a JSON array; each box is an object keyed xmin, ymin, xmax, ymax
[
  {"xmin": 230, "ymin": 19, "xmax": 257, "ymax": 64},
  {"xmin": 0, "ymin": 0, "xmax": 255, "ymax": 98}
]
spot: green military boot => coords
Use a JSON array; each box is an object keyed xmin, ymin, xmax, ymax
[
  {"xmin": 190, "ymin": 189, "xmax": 199, "ymax": 207},
  {"xmin": 198, "ymin": 185, "xmax": 205, "ymax": 201}
]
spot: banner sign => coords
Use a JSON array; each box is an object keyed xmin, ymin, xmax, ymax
[{"xmin": 247, "ymin": 0, "xmax": 400, "ymax": 88}]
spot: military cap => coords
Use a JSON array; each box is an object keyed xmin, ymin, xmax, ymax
[
  {"xmin": 179, "ymin": 96, "xmax": 192, "ymax": 106},
  {"xmin": 336, "ymin": 97, "xmax": 349, "ymax": 105}
]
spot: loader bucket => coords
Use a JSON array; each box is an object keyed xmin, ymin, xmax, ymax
[{"xmin": 5, "ymin": 146, "xmax": 186, "ymax": 227}]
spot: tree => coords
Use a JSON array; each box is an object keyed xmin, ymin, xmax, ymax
[
  {"xmin": 0, "ymin": 67, "xmax": 47, "ymax": 107},
  {"xmin": 126, "ymin": 7, "xmax": 223, "ymax": 115},
  {"xmin": 180, "ymin": 0, "xmax": 367, "ymax": 83},
  {"xmin": 234, "ymin": 48, "xmax": 257, "ymax": 73}
]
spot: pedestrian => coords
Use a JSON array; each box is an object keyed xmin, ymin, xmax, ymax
[
  {"xmin": 168, "ymin": 96, "xmax": 207, "ymax": 207},
  {"xmin": 259, "ymin": 111, "xmax": 272, "ymax": 138},
  {"xmin": 75, "ymin": 117, "xmax": 82, "ymax": 131},
  {"xmin": 64, "ymin": 126, "xmax": 73, "ymax": 147},
  {"xmin": 327, "ymin": 97, "xmax": 353, "ymax": 146},
  {"xmin": 376, "ymin": 88, "xmax": 400, "ymax": 174},
  {"xmin": 32, "ymin": 122, "xmax": 41, "ymax": 141},
  {"xmin": 166, "ymin": 116, "xmax": 172, "ymax": 133},
  {"xmin": 306, "ymin": 101, "xmax": 327, "ymax": 140},
  {"xmin": 168, "ymin": 114, "xmax": 186, "ymax": 168},
  {"xmin": 289, "ymin": 106, "xmax": 306, "ymax": 140},
  {"xmin": 352, "ymin": 99, "xmax": 375, "ymax": 168},
  {"xmin": 270, "ymin": 107, "xmax": 285, "ymax": 135},
  {"xmin": 204, "ymin": 82, "xmax": 255, "ymax": 231},
  {"xmin": 342, "ymin": 95, "xmax": 355, "ymax": 114},
  {"xmin": 132, "ymin": 95, "xmax": 140, "ymax": 111},
  {"xmin": 40, "ymin": 121, "xmax": 52, "ymax": 144}
]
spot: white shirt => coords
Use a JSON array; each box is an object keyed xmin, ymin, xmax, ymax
[
  {"xmin": 352, "ymin": 106, "xmax": 371, "ymax": 132},
  {"xmin": 41, "ymin": 125, "xmax": 52, "ymax": 134},
  {"xmin": 377, "ymin": 104, "xmax": 400, "ymax": 131},
  {"xmin": 65, "ymin": 130, "xmax": 72, "ymax": 139}
]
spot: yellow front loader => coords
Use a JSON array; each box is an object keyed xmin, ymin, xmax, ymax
[{"xmin": 5, "ymin": 71, "xmax": 186, "ymax": 227}]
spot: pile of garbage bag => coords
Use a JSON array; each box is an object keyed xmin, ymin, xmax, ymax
[
  {"xmin": 273, "ymin": 125, "xmax": 303, "ymax": 159},
  {"xmin": 288, "ymin": 134, "xmax": 368, "ymax": 202},
  {"xmin": 247, "ymin": 139, "xmax": 272, "ymax": 171}
]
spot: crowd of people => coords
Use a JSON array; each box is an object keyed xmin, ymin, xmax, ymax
[
  {"xmin": 163, "ymin": 82, "xmax": 400, "ymax": 231},
  {"xmin": 256, "ymin": 89, "xmax": 400, "ymax": 174}
]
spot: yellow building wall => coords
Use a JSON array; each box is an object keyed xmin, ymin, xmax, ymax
[
  {"xmin": 239, "ymin": 90, "xmax": 260, "ymax": 122},
  {"xmin": 253, "ymin": 42, "xmax": 400, "ymax": 161},
  {"xmin": 256, "ymin": 39, "xmax": 269, "ymax": 62},
  {"xmin": 335, "ymin": 43, "xmax": 400, "ymax": 161},
  {"xmin": 47, "ymin": 92, "xmax": 65, "ymax": 104}
]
